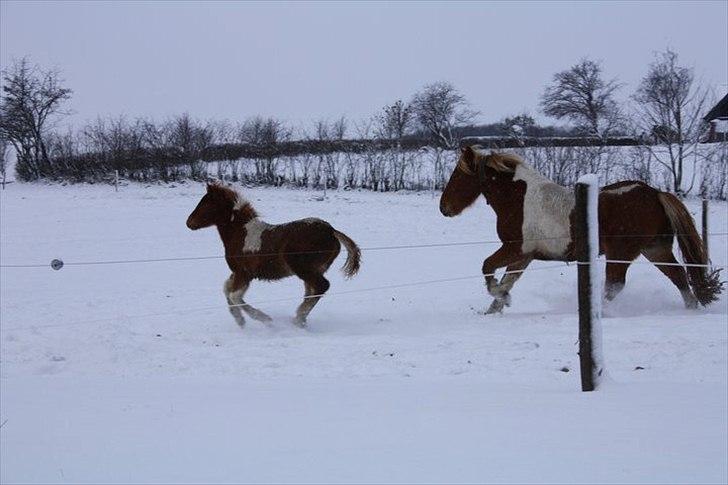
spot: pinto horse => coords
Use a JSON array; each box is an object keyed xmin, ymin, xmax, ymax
[
  {"xmin": 440, "ymin": 146, "xmax": 723, "ymax": 314},
  {"xmin": 187, "ymin": 182, "xmax": 361, "ymax": 327}
]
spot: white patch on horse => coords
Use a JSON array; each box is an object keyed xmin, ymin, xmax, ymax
[
  {"xmin": 602, "ymin": 183, "xmax": 640, "ymax": 195},
  {"xmin": 243, "ymin": 218, "xmax": 272, "ymax": 252},
  {"xmin": 514, "ymin": 164, "xmax": 575, "ymax": 258}
]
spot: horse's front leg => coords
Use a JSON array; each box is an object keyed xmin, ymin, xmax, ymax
[
  {"xmin": 481, "ymin": 244, "xmax": 525, "ymax": 314},
  {"xmin": 484, "ymin": 257, "xmax": 533, "ymax": 314}
]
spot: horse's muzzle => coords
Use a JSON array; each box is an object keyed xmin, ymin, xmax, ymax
[
  {"xmin": 186, "ymin": 216, "xmax": 200, "ymax": 230},
  {"xmin": 439, "ymin": 201, "xmax": 455, "ymax": 217}
]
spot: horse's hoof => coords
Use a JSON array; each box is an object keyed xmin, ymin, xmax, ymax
[
  {"xmin": 292, "ymin": 316, "xmax": 307, "ymax": 328},
  {"xmin": 484, "ymin": 299, "xmax": 505, "ymax": 315}
]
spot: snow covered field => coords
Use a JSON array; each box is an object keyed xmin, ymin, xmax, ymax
[{"xmin": 1, "ymin": 182, "xmax": 726, "ymax": 483}]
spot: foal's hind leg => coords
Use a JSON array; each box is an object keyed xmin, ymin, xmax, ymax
[
  {"xmin": 293, "ymin": 274, "xmax": 330, "ymax": 327},
  {"xmin": 641, "ymin": 246, "xmax": 698, "ymax": 309},
  {"xmin": 485, "ymin": 257, "xmax": 533, "ymax": 314}
]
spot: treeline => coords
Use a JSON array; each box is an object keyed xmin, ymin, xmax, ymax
[
  {"xmin": 35, "ymin": 114, "xmax": 644, "ymax": 184},
  {"xmin": 1, "ymin": 49, "xmax": 724, "ymax": 198}
]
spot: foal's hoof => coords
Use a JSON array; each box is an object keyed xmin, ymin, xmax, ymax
[
  {"xmin": 248, "ymin": 310, "xmax": 273, "ymax": 322},
  {"xmin": 292, "ymin": 316, "xmax": 307, "ymax": 328}
]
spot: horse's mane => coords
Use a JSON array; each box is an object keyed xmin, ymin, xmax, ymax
[{"xmin": 471, "ymin": 146, "xmax": 526, "ymax": 173}]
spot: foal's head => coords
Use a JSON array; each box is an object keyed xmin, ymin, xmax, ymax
[
  {"xmin": 440, "ymin": 146, "xmax": 523, "ymax": 217},
  {"xmin": 186, "ymin": 182, "xmax": 256, "ymax": 230}
]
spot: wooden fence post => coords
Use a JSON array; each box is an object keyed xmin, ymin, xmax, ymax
[
  {"xmin": 575, "ymin": 174, "xmax": 605, "ymax": 392},
  {"xmin": 702, "ymin": 199, "xmax": 709, "ymax": 260},
  {"xmin": 114, "ymin": 170, "xmax": 119, "ymax": 192}
]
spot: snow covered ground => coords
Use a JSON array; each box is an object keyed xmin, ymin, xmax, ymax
[{"xmin": 1, "ymin": 182, "xmax": 726, "ymax": 483}]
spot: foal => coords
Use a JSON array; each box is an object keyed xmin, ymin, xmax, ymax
[{"xmin": 187, "ymin": 182, "xmax": 361, "ymax": 327}]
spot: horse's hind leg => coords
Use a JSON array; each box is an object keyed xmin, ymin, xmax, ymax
[
  {"xmin": 293, "ymin": 274, "xmax": 330, "ymax": 327},
  {"xmin": 485, "ymin": 257, "xmax": 533, "ymax": 314},
  {"xmin": 641, "ymin": 246, "xmax": 698, "ymax": 309},
  {"xmin": 604, "ymin": 262, "xmax": 630, "ymax": 301}
]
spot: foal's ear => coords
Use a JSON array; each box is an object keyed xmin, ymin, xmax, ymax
[
  {"xmin": 206, "ymin": 179, "xmax": 220, "ymax": 192},
  {"xmin": 461, "ymin": 145, "xmax": 475, "ymax": 162}
]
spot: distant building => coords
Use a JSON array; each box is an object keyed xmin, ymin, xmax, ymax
[{"xmin": 704, "ymin": 93, "xmax": 728, "ymax": 142}]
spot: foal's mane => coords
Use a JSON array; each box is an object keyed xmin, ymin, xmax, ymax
[{"xmin": 207, "ymin": 182, "xmax": 258, "ymax": 219}]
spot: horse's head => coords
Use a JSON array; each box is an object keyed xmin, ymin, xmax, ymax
[
  {"xmin": 440, "ymin": 147, "xmax": 525, "ymax": 217},
  {"xmin": 440, "ymin": 146, "xmax": 487, "ymax": 217},
  {"xmin": 186, "ymin": 182, "xmax": 239, "ymax": 230}
]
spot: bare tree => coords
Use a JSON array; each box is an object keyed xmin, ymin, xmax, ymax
[
  {"xmin": 0, "ymin": 58, "xmax": 72, "ymax": 180},
  {"xmin": 0, "ymin": 134, "xmax": 8, "ymax": 188},
  {"xmin": 240, "ymin": 116, "xmax": 289, "ymax": 183},
  {"xmin": 632, "ymin": 49, "xmax": 712, "ymax": 195},
  {"xmin": 541, "ymin": 58, "xmax": 622, "ymax": 137},
  {"xmin": 411, "ymin": 81, "xmax": 477, "ymax": 149},
  {"xmin": 410, "ymin": 82, "xmax": 476, "ymax": 189},
  {"xmin": 503, "ymin": 113, "xmax": 536, "ymax": 141},
  {"xmin": 163, "ymin": 113, "xmax": 213, "ymax": 180},
  {"xmin": 308, "ymin": 117, "xmax": 346, "ymax": 189},
  {"xmin": 374, "ymin": 100, "xmax": 415, "ymax": 190},
  {"xmin": 375, "ymin": 99, "xmax": 413, "ymax": 143}
]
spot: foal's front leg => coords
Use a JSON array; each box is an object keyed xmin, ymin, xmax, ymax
[
  {"xmin": 223, "ymin": 273, "xmax": 272, "ymax": 327},
  {"xmin": 223, "ymin": 275, "xmax": 247, "ymax": 327},
  {"xmin": 481, "ymin": 244, "xmax": 525, "ymax": 314}
]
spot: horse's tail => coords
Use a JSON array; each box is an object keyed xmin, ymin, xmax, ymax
[
  {"xmin": 333, "ymin": 230, "xmax": 361, "ymax": 278},
  {"xmin": 657, "ymin": 192, "xmax": 724, "ymax": 306}
]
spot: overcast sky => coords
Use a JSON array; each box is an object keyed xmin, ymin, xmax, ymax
[{"xmin": 1, "ymin": 1, "xmax": 726, "ymax": 131}]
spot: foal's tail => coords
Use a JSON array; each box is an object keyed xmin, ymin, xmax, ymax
[
  {"xmin": 333, "ymin": 230, "xmax": 361, "ymax": 278},
  {"xmin": 658, "ymin": 192, "xmax": 724, "ymax": 306}
]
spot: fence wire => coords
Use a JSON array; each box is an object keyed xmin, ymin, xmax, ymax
[
  {"xmin": 0, "ymin": 263, "xmax": 571, "ymax": 332},
  {"xmin": 1, "ymin": 232, "xmax": 726, "ymax": 269}
]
